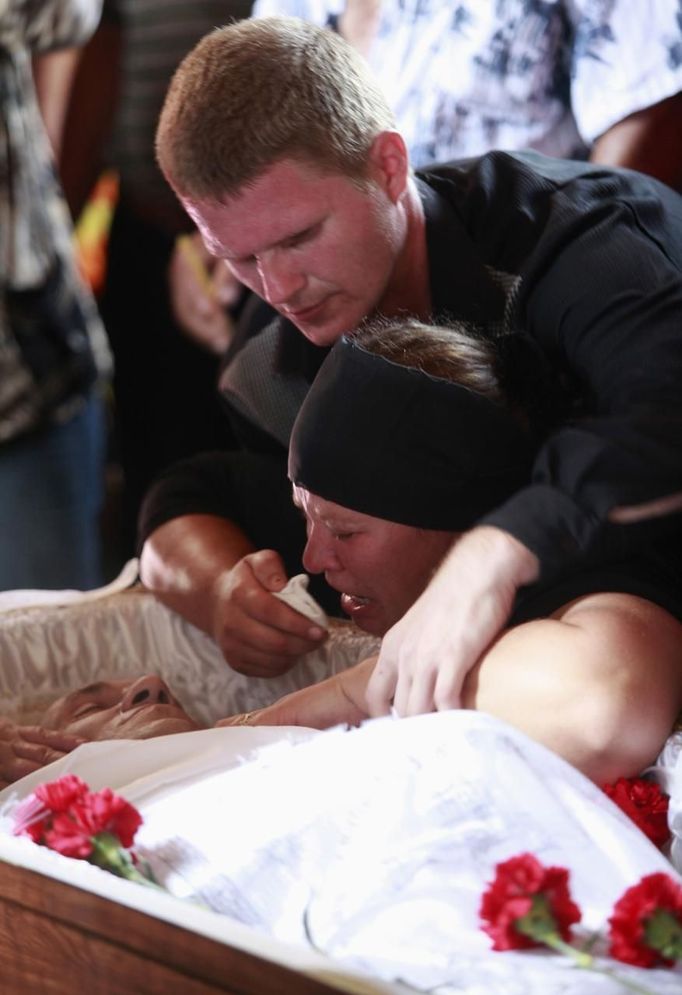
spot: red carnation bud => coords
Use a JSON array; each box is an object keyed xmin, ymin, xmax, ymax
[
  {"xmin": 480, "ymin": 852, "xmax": 582, "ymax": 951},
  {"xmin": 602, "ymin": 778, "xmax": 670, "ymax": 849},
  {"xmin": 608, "ymin": 872, "xmax": 682, "ymax": 968},
  {"xmin": 13, "ymin": 774, "xmax": 90, "ymax": 842}
]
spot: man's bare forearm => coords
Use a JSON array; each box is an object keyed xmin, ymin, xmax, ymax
[{"xmin": 139, "ymin": 514, "xmax": 256, "ymax": 635}]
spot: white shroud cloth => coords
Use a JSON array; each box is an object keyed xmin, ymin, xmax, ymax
[{"xmin": 2, "ymin": 712, "xmax": 681, "ymax": 994}]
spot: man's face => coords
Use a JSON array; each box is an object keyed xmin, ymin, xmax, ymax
[
  {"xmin": 181, "ymin": 156, "xmax": 407, "ymax": 347},
  {"xmin": 41, "ymin": 675, "xmax": 200, "ymax": 740},
  {"xmin": 294, "ymin": 486, "xmax": 455, "ymax": 636}
]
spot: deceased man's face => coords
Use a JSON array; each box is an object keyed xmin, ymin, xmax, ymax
[{"xmin": 41, "ymin": 675, "xmax": 200, "ymax": 740}]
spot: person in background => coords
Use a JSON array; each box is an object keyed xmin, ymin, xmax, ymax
[
  {"xmin": 252, "ymin": 0, "xmax": 682, "ymax": 183},
  {"xmin": 143, "ymin": 17, "xmax": 682, "ymax": 715},
  {"xmin": 60, "ymin": 1, "xmax": 252, "ymax": 560},
  {"xmin": 0, "ymin": 0, "xmax": 112, "ymax": 591}
]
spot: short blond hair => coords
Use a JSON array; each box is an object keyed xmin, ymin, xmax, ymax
[{"xmin": 156, "ymin": 16, "xmax": 397, "ymax": 201}]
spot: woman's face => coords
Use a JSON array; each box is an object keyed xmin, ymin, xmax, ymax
[
  {"xmin": 41, "ymin": 675, "xmax": 200, "ymax": 740},
  {"xmin": 294, "ymin": 486, "xmax": 456, "ymax": 636}
]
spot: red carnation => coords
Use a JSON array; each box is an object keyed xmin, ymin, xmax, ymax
[
  {"xmin": 44, "ymin": 810, "xmax": 95, "ymax": 858},
  {"xmin": 608, "ymin": 873, "xmax": 682, "ymax": 968},
  {"xmin": 73, "ymin": 788, "xmax": 142, "ymax": 848},
  {"xmin": 480, "ymin": 852, "xmax": 582, "ymax": 951},
  {"xmin": 13, "ymin": 777, "xmax": 155, "ymax": 888},
  {"xmin": 602, "ymin": 778, "xmax": 670, "ymax": 849},
  {"xmin": 34, "ymin": 774, "xmax": 89, "ymax": 813},
  {"xmin": 13, "ymin": 774, "xmax": 89, "ymax": 842},
  {"xmin": 44, "ymin": 788, "xmax": 142, "ymax": 857},
  {"xmin": 15, "ymin": 779, "xmax": 142, "ymax": 857}
]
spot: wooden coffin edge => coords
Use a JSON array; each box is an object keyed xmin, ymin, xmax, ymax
[{"xmin": 0, "ymin": 857, "xmax": 361, "ymax": 995}]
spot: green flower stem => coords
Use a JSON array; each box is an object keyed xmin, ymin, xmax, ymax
[
  {"xmin": 539, "ymin": 932, "xmax": 594, "ymax": 968},
  {"xmin": 89, "ymin": 833, "xmax": 164, "ymax": 891},
  {"xmin": 545, "ymin": 938, "xmax": 660, "ymax": 995},
  {"xmin": 516, "ymin": 897, "xmax": 661, "ymax": 995},
  {"xmin": 595, "ymin": 966, "xmax": 666, "ymax": 995},
  {"xmin": 516, "ymin": 895, "xmax": 592, "ymax": 963}
]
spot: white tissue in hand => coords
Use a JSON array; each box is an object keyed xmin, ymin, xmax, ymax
[{"xmin": 273, "ymin": 574, "xmax": 327, "ymax": 629}]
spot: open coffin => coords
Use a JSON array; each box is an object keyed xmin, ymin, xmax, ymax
[{"xmin": 0, "ymin": 569, "xmax": 681, "ymax": 994}]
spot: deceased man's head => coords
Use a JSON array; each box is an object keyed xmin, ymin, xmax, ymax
[{"xmin": 41, "ymin": 674, "xmax": 201, "ymax": 740}]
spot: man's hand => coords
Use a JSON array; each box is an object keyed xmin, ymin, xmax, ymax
[
  {"xmin": 169, "ymin": 231, "xmax": 241, "ymax": 354},
  {"xmin": 0, "ymin": 720, "xmax": 84, "ymax": 789},
  {"xmin": 366, "ymin": 527, "xmax": 540, "ymax": 717},
  {"xmin": 211, "ymin": 549, "xmax": 328, "ymax": 677},
  {"xmin": 216, "ymin": 656, "xmax": 377, "ymax": 729}
]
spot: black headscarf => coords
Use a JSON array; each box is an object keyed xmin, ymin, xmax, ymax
[{"xmin": 288, "ymin": 335, "xmax": 533, "ymax": 530}]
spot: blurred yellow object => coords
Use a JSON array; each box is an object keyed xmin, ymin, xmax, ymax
[
  {"xmin": 176, "ymin": 233, "xmax": 216, "ymax": 299},
  {"xmin": 74, "ymin": 170, "xmax": 119, "ymax": 295}
]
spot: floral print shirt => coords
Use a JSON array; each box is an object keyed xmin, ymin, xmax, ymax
[{"xmin": 254, "ymin": 0, "xmax": 682, "ymax": 168}]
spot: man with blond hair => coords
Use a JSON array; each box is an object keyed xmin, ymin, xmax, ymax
[{"xmin": 142, "ymin": 16, "xmax": 682, "ymax": 721}]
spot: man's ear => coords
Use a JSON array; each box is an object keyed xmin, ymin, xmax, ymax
[{"xmin": 368, "ymin": 131, "xmax": 410, "ymax": 202}]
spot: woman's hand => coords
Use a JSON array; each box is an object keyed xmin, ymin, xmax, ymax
[
  {"xmin": 210, "ymin": 550, "xmax": 328, "ymax": 677},
  {"xmin": 216, "ymin": 655, "xmax": 378, "ymax": 730}
]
